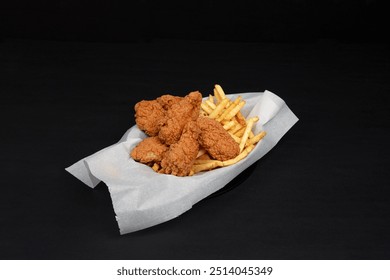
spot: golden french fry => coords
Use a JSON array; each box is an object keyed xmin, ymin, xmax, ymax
[
  {"xmin": 228, "ymin": 132, "xmax": 241, "ymax": 144},
  {"xmin": 189, "ymin": 170, "xmax": 195, "ymax": 176},
  {"xmin": 209, "ymin": 98, "xmax": 229, "ymax": 119},
  {"xmin": 194, "ymin": 159, "xmax": 222, "ymax": 165},
  {"xmin": 214, "ymin": 88, "xmax": 222, "ymax": 103},
  {"xmin": 192, "ymin": 161, "xmax": 223, "ymax": 173},
  {"xmin": 239, "ymin": 117, "xmax": 258, "ymax": 152},
  {"xmin": 205, "ymin": 100, "xmax": 216, "ymax": 110},
  {"xmin": 222, "ymin": 145, "xmax": 255, "ymax": 166},
  {"xmin": 236, "ymin": 111, "xmax": 247, "ymax": 126},
  {"xmin": 230, "ymin": 122, "xmax": 243, "ymax": 134},
  {"xmin": 208, "ymin": 94, "xmax": 215, "ymax": 104},
  {"xmin": 197, "ymin": 153, "xmax": 211, "ymax": 160},
  {"xmin": 246, "ymin": 131, "xmax": 266, "ymax": 147},
  {"xmin": 214, "ymin": 84, "xmax": 226, "ymax": 100},
  {"xmin": 152, "ymin": 163, "xmax": 160, "ymax": 172},
  {"xmin": 201, "ymin": 103, "xmax": 213, "ymax": 114},
  {"xmin": 223, "ymin": 120, "xmax": 235, "ymax": 130},
  {"xmin": 234, "ymin": 126, "xmax": 246, "ymax": 137},
  {"xmin": 224, "ymin": 100, "xmax": 246, "ymax": 121},
  {"xmin": 217, "ymin": 96, "xmax": 242, "ymax": 122},
  {"xmin": 249, "ymin": 131, "xmax": 255, "ymax": 138},
  {"xmin": 196, "ymin": 148, "xmax": 206, "ymax": 158}
]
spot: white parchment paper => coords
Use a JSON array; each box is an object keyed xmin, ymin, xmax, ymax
[{"xmin": 66, "ymin": 90, "xmax": 298, "ymax": 234}]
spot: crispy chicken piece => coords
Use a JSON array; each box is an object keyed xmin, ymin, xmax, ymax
[
  {"xmin": 160, "ymin": 121, "xmax": 200, "ymax": 176},
  {"xmin": 197, "ymin": 116, "xmax": 240, "ymax": 161},
  {"xmin": 157, "ymin": 95, "xmax": 183, "ymax": 110},
  {"xmin": 134, "ymin": 100, "xmax": 166, "ymax": 136},
  {"xmin": 130, "ymin": 137, "xmax": 168, "ymax": 164},
  {"xmin": 158, "ymin": 91, "xmax": 202, "ymax": 145}
]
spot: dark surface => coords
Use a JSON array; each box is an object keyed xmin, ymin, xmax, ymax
[
  {"xmin": 1, "ymin": 1, "xmax": 388, "ymax": 43},
  {"xmin": 1, "ymin": 38, "xmax": 389, "ymax": 259}
]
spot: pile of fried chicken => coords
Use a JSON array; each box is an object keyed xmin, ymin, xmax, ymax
[{"xmin": 130, "ymin": 91, "xmax": 240, "ymax": 176}]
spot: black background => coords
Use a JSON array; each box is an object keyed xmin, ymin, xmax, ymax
[{"xmin": 1, "ymin": 0, "xmax": 389, "ymax": 259}]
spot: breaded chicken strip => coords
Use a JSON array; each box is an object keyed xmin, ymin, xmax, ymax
[
  {"xmin": 157, "ymin": 95, "xmax": 183, "ymax": 110},
  {"xmin": 160, "ymin": 121, "xmax": 200, "ymax": 176},
  {"xmin": 130, "ymin": 137, "xmax": 168, "ymax": 164},
  {"xmin": 158, "ymin": 91, "xmax": 202, "ymax": 145},
  {"xmin": 134, "ymin": 100, "xmax": 166, "ymax": 136},
  {"xmin": 197, "ymin": 117, "xmax": 240, "ymax": 161}
]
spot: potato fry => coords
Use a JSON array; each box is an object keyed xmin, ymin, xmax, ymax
[
  {"xmin": 192, "ymin": 161, "xmax": 223, "ymax": 173},
  {"xmin": 234, "ymin": 126, "xmax": 246, "ymax": 137},
  {"xmin": 214, "ymin": 88, "xmax": 222, "ymax": 103},
  {"xmin": 239, "ymin": 117, "xmax": 258, "ymax": 152},
  {"xmin": 222, "ymin": 145, "xmax": 255, "ymax": 166},
  {"xmin": 236, "ymin": 111, "xmax": 247, "ymax": 126},
  {"xmin": 194, "ymin": 159, "xmax": 222, "ymax": 165},
  {"xmin": 152, "ymin": 163, "xmax": 160, "ymax": 172},
  {"xmin": 197, "ymin": 153, "xmax": 211, "ymax": 160},
  {"xmin": 205, "ymin": 100, "xmax": 216, "ymax": 110},
  {"xmin": 224, "ymin": 100, "xmax": 245, "ymax": 121},
  {"xmin": 209, "ymin": 98, "xmax": 229, "ymax": 119},
  {"xmin": 228, "ymin": 132, "xmax": 241, "ymax": 144},
  {"xmin": 208, "ymin": 94, "xmax": 215, "ymax": 104},
  {"xmin": 230, "ymin": 122, "xmax": 243, "ymax": 134},
  {"xmin": 223, "ymin": 120, "xmax": 236, "ymax": 130},
  {"xmin": 201, "ymin": 102, "xmax": 213, "ymax": 114},
  {"xmin": 246, "ymin": 131, "xmax": 266, "ymax": 147},
  {"xmin": 214, "ymin": 84, "xmax": 226, "ymax": 100},
  {"xmin": 217, "ymin": 96, "xmax": 242, "ymax": 122},
  {"xmin": 196, "ymin": 148, "xmax": 206, "ymax": 158}
]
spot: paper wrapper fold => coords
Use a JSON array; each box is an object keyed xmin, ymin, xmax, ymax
[{"xmin": 66, "ymin": 90, "xmax": 298, "ymax": 234}]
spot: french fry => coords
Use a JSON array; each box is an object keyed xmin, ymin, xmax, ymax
[
  {"xmin": 201, "ymin": 103, "xmax": 213, "ymax": 114},
  {"xmin": 214, "ymin": 84, "xmax": 226, "ymax": 100},
  {"xmin": 224, "ymin": 100, "xmax": 246, "ymax": 121},
  {"xmin": 228, "ymin": 132, "xmax": 241, "ymax": 144},
  {"xmin": 205, "ymin": 100, "xmax": 216, "ymax": 110},
  {"xmin": 214, "ymin": 88, "xmax": 222, "ymax": 103},
  {"xmin": 197, "ymin": 153, "xmax": 211, "ymax": 160},
  {"xmin": 230, "ymin": 122, "xmax": 243, "ymax": 134},
  {"xmin": 208, "ymin": 94, "xmax": 215, "ymax": 104},
  {"xmin": 234, "ymin": 126, "xmax": 246, "ymax": 137},
  {"xmin": 192, "ymin": 161, "xmax": 223, "ymax": 174},
  {"xmin": 194, "ymin": 159, "xmax": 222, "ymax": 165},
  {"xmin": 236, "ymin": 111, "xmax": 247, "ymax": 126},
  {"xmin": 223, "ymin": 120, "xmax": 236, "ymax": 130},
  {"xmin": 152, "ymin": 163, "xmax": 160, "ymax": 171},
  {"xmin": 209, "ymin": 98, "xmax": 229, "ymax": 119},
  {"xmin": 222, "ymin": 145, "xmax": 255, "ymax": 166},
  {"xmin": 246, "ymin": 131, "xmax": 266, "ymax": 147},
  {"xmin": 217, "ymin": 96, "xmax": 242, "ymax": 122},
  {"xmin": 196, "ymin": 148, "xmax": 206, "ymax": 158},
  {"xmin": 239, "ymin": 117, "xmax": 258, "ymax": 152}
]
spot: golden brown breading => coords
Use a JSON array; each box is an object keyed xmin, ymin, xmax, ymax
[
  {"xmin": 130, "ymin": 137, "xmax": 169, "ymax": 164},
  {"xmin": 197, "ymin": 116, "xmax": 240, "ymax": 161},
  {"xmin": 158, "ymin": 91, "xmax": 202, "ymax": 145},
  {"xmin": 160, "ymin": 121, "xmax": 200, "ymax": 176},
  {"xmin": 134, "ymin": 100, "xmax": 166, "ymax": 136},
  {"xmin": 157, "ymin": 95, "xmax": 183, "ymax": 110}
]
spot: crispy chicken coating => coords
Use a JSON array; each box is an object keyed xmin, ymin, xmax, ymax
[
  {"xmin": 160, "ymin": 121, "xmax": 200, "ymax": 176},
  {"xmin": 130, "ymin": 137, "xmax": 168, "ymax": 164},
  {"xmin": 158, "ymin": 91, "xmax": 202, "ymax": 145},
  {"xmin": 134, "ymin": 100, "xmax": 166, "ymax": 136},
  {"xmin": 197, "ymin": 116, "xmax": 240, "ymax": 161},
  {"xmin": 157, "ymin": 95, "xmax": 183, "ymax": 110}
]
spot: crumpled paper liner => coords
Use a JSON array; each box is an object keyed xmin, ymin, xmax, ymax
[{"xmin": 66, "ymin": 90, "xmax": 298, "ymax": 234}]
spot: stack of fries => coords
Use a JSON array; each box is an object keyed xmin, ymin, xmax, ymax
[{"xmin": 192, "ymin": 85, "xmax": 266, "ymax": 174}]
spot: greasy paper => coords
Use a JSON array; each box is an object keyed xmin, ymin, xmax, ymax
[{"xmin": 66, "ymin": 90, "xmax": 298, "ymax": 234}]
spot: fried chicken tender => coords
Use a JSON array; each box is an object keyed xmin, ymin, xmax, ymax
[
  {"xmin": 160, "ymin": 121, "xmax": 200, "ymax": 176},
  {"xmin": 197, "ymin": 116, "xmax": 240, "ymax": 161},
  {"xmin": 158, "ymin": 91, "xmax": 202, "ymax": 145},
  {"xmin": 157, "ymin": 95, "xmax": 183, "ymax": 110},
  {"xmin": 130, "ymin": 137, "xmax": 168, "ymax": 164},
  {"xmin": 134, "ymin": 100, "xmax": 166, "ymax": 136}
]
